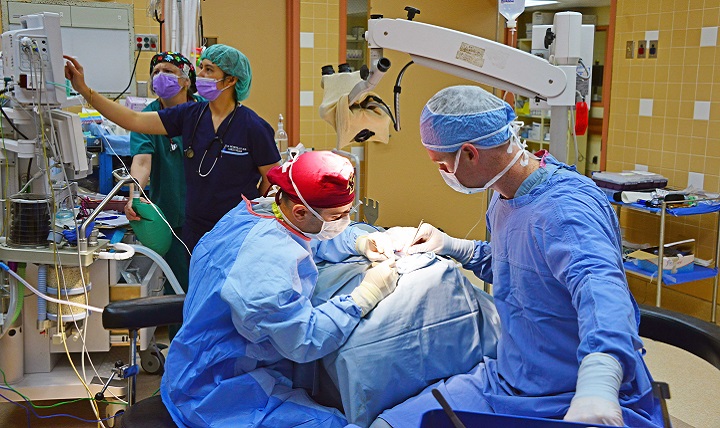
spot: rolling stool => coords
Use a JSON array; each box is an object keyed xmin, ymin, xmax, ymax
[
  {"xmin": 101, "ymin": 295, "xmax": 185, "ymax": 427},
  {"xmin": 638, "ymin": 304, "xmax": 720, "ymax": 427},
  {"xmin": 638, "ymin": 304, "xmax": 720, "ymax": 370}
]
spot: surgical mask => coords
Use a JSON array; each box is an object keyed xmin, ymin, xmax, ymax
[
  {"xmin": 440, "ymin": 128, "xmax": 528, "ymax": 194},
  {"xmin": 152, "ymin": 72, "xmax": 182, "ymax": 99},
  {"xmin": 195, "ymin": 76, "xmax": 230, "ymax": 101},
  {"xmin": 287, "ymin": 158, "xmax": 351, "ymax": 240}
]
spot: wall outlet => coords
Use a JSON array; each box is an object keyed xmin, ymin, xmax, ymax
[
  {"xmin": 626, "ymin": 40, "xmax": 634, "ymax": 59},
  {"xmin": 135, "ymin": 34, "xmax": 158, "ymax": 51},
  {"xmin": 637, "ymin": 40, "xmax": 647, "ymax": 58},
  {"xmin": 648, "ymin": 40, "xmax": 658, "ymax": 58}
]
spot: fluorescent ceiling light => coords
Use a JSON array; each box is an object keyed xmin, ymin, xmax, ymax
[{"xmin": 526, "ymin": 1, "xmax": 560, "ymax": 6}]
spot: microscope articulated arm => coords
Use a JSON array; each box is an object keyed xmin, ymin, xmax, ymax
[
  {"xmin": 360, "ymin": 18, "xmax": 576, "ymax": 107},
  {"xmin": 347, "ymin": 15, "xmax": 587, "ymax": 163}
]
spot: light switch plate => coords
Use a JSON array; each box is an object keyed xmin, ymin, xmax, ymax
[{"xmin": 626, "ymin": 41, "xmax": 634, "ymax": 59}]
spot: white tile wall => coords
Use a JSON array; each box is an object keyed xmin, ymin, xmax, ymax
[
  {"xmin": 688, "ymin": 172, "xmax": 705, "ymax": 190},
  {"xmin": 639, "ymin": 99, "xmax": 653, "ymax": 117},
  {"xmin": 700, "ymin": 27, "xmax": 718, "ymax": 47},
  {"xmin": 300, "ymin": 32, "xmax": 315, "ymax": 49},
  {"xmin": 300, "ymin": 91, "xmax": 314, "ymax": 107},
  {"xmin": 693, "ymin": 101, "xmax": 711, "ymax": 121}
]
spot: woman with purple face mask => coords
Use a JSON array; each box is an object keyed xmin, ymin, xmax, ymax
[
  {"xmin": 123, "ymin": 52, "xmax": 201, "ymax": 338},
  {"xmin": 64, "ymin": 45, "xmax": 281, "ymax": 256}
]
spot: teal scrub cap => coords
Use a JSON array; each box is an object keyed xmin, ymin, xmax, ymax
[{"xmin": 200, "ymin": 44, "xmax": 252, "ymax": 102}]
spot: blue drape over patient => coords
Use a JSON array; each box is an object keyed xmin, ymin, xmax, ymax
[{"xmin": 311, "ymin": 253, "xmax": 501, "ymax": 427}]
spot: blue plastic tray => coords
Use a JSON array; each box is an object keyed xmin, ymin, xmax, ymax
[{"xmin": 420, "ymin": 410, "xmax": 614, "ymax": 427}]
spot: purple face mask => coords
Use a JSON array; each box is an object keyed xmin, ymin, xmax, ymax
[
  {"xmin": 195, "ymin": 76, "xmax": 231, "ymax": 101},
  {"xmin": 152, "ymin": 72, "xmax": 182, "ymax": 99}
]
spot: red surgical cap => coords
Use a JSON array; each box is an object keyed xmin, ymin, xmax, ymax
[{"xmin": 268, "ymin": 151, "xmax": 355, "ymax": 209}]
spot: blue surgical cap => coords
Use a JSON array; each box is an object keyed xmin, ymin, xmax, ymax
[
  {"xmin": 200, "ymin": 44, "xmax": 252, "ymax": 101},
  {"xmin": 420, "ymin": 85, "xmax": 517, "ymax": 153}
]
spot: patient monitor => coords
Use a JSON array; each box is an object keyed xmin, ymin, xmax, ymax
[
  {"xmin": 1, "ymin": 12, "xmax": 67, "ymax": 106},
  {"xmin": 50, "ymin": 110, "xmax": 91, "ymax": 179}
]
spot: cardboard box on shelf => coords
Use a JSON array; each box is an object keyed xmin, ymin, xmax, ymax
[{"xmin": 627, "ymin": 239, "xmax": 695, "ymax": 275}]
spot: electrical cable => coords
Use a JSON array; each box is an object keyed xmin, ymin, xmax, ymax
[
  {"xmin": 110, "ymin": 150, "xmax": 191, "ymax": 256},
  {"xmin": 112, "ymin": 49, "xmax": 142, "ymax": 102},
  {"xmin": 40, "ymin": 52, "xmax": 121, "ymax": 420},
  {"xmin": 392, "ymin": 61, "xmax": 414, "ymax": 132},
  {"xmin": 577, "ymin": 58, "xmax": 591, "ymax": 81},
  {"xmin": 0, "ymin": 391, "xmax": 122, "ymax": 425},
  {"xmin": 0, "ymin": 368, "xmax": 126, "ymax": 407},
  {"xmin": 20, "ymin": 45, "xmax": 108, "ymax": 426},
  {"xmin": 25, "ymin": 157, "xmax": 32, "ymax": 187},
  {"xmin": 0, "ymin": 107, "xmax": 29, "ymax": 139}
]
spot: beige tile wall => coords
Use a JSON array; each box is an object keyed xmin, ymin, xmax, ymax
[
  {"xmin": 609, "ymin": 0, "xmax": 720, "ymax": 321},
  {"xmin": 299, "ymin": 0, "xmax": 341, "ymax": 151}
]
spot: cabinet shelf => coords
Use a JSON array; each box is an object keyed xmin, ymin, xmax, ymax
[
  {"xmin": 524, "ymin": 139, "xmax": 549, "ymax": 145},
  {"xmin": 624, "ymin": 262, "xmax": 719, "ymax": 286},
  {"xmin": 612, "ymin": 197, "xmax": 720, "ymax": 322}
]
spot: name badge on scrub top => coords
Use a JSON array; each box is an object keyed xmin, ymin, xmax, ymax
[{"xmin": 221, "ymin": 145, "xmax": 249, "ymax": 156}]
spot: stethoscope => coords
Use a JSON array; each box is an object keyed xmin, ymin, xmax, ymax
[{"xmin": 184, "ymin": 103, "xmax": 239, "ymax": 177}]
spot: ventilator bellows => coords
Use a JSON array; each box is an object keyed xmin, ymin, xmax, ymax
[{"xmin": 7, "ymin": 193, "xmax": 51, "ymax": 248}]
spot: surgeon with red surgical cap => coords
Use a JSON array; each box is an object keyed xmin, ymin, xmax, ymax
[{"xmin": 159, "ymin": 150, "xmax": 398, "ymax": 428}]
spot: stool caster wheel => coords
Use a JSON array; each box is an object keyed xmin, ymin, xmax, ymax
[{"xmin": 140, "ymin": 349, "xmax": 165, "ymax": 375}]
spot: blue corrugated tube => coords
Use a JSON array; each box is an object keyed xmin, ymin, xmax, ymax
[{"xmin": 37, "ymin": 264, "xmax": 47, "ymax": 322}]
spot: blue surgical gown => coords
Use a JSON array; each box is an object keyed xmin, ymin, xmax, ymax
[
  {"xmin": 160, "ymin": 197, "xmax": 365, "ymax": 427},
  {"xmin": 380, "ymin": 157, "xmax": 664, "ymax": 428}
]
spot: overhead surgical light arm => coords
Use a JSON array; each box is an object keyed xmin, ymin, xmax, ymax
[{"xmin": 349, "ymin": 14, "xmax": 586, "ymax": 162}]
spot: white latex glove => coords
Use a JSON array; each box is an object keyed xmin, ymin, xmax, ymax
[
  {"xmin": 407, "ymin": 223, "xmax": 475, "ymax": 264},
  {"xmin": 356, "ymin": 232, "xmax": 395, "ymax": 261},
  {"xmin": 563, "ymin": 352, "xmax": 624, "ymax": 427},
  {"xmin": 563, "ymin": 396, "xmax": 623, "ymax": 426},
  {"xmin": 385, "ymin": 227, "xmax": 419, "ymax": 254},
  {"xmin": 350, "ymin": 259, "xmax": 399, "ymax": 316}
]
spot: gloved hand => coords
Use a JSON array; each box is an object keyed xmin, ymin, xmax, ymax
[
  {"xmin": 350, "ymin": 259, "xmax": 399, "ymax": 317},
  {"xmin": 385, "ymin": 226, "xmax": 419, "ymax": 254},
  {"xmin": 407, "ymin": 223, "xmax": 475, "ymax": 264},
  {"xmin": 356, "ymin": 232, "xmax": 395, "ymax": 261},
  {"xmin": 563, "ymin": 396, "xmax": 623, "ymax": 426},
  {"xmin": 563, "ymin": 352, "xmax": 624, "ymax": 427}
]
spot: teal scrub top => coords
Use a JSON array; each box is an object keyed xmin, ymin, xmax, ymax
[{"xmin": 129, "ymin": 95, "xmax": 202, "ymax": 228}]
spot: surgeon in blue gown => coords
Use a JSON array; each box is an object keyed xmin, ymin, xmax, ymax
[
  {"xmin": 160, "ymin": 150, "xmax": 399, "ymax": 427},
  {"xmin": 369, "ymin": 86, "xmax": 664, "ymax": 428}
]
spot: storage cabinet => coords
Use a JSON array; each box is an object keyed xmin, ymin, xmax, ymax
[
  {"xmin": 613, "ymin": 198, "xmax": 720, "ymax": 322},
  {"xmin": 346, "ymin": 36, "xmax": 365, "ymax": 71},
  {"xmin": 108, "ymin": 256, "xmax": 165, "ymax": 351}
]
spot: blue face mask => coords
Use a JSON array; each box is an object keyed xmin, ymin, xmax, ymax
[{"xmin": 195, "ymin": 76, "xmax": 231, "ymax": 101}]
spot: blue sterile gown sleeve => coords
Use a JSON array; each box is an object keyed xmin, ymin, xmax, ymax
[
  {"xmin": 378, "ymin": 157, "xmax": 663, "ymax": 428},
  {"xmin": 160, "ymin": 198, "xmax": 364, "ymax": 428}
]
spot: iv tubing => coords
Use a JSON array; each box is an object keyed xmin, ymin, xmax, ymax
[{"xmin": 128, "ymin": 244, "xmax": 185, "ymax": 295}]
